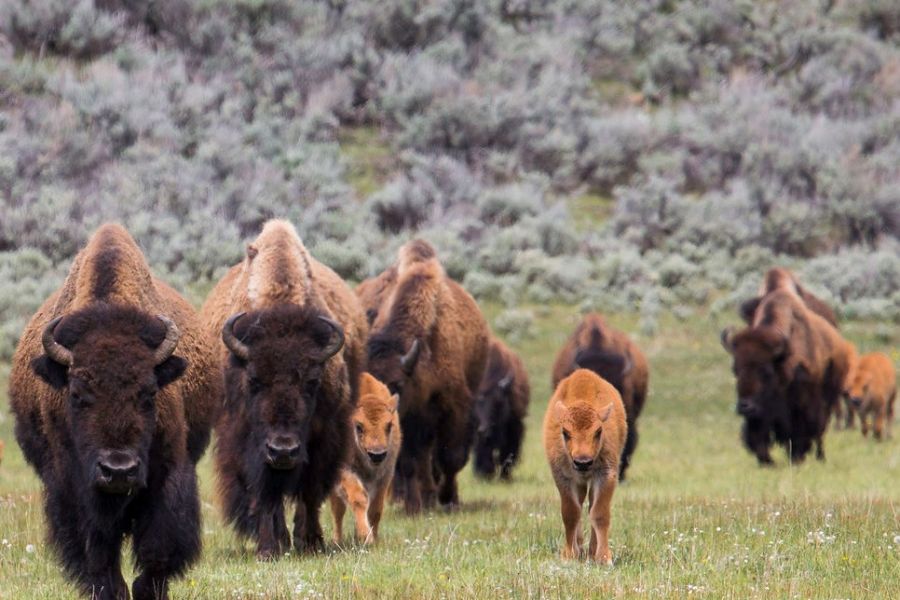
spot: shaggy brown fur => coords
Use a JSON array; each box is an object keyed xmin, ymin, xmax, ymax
[
  {"xmin": 722, "ymin": 289, "xmax": 853, "ymax": 464},
  {"xmin": 365, "ymin": 239, "xmax": 489, "ymax": 514},
  {"xmin": 844, "ymin": 352, "xmax": 896, "ymax": 440},
  {"xmin": 356, "ymin": 266, "xmax": 397, "ymax": 326},
  {"xmin": 544, "ymin": 369, "xmax": 627, "ymax": 564},
  {"xmin": 329, "ymin": 373, "xmax": 401, "ymax": 544},
  {"xmin": 551, "ymin": 313, "xmax": 648, "ymax": 480},
  {"xmin": 739, "ymin": 267, "xmax": 838, "ymax": 327},
  {"xmin": 200, "ymin": 219, "xmax": 368, "ymax": 558},
  {"xmin": 472, "ymin": 336, "xmax": 530, "ymax": 480},
  {"xmin": 9, "ymin": 223, "xmax": 220, "ymax": 600}
]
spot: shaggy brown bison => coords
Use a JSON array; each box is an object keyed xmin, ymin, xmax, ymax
[
  {"xmin": 329, "ymin": 372, "xmax": 401, "ymax": 545},
  {"xmin": 544, "ymin": 369, "xmax": 627, "ymax": 564},
  {"xmin": 9, "ymin": 224, "xmax": 220, "ymax": 600},
  {"xmin": 472, "ymin": 337, "xmax": 530, "ymax": 480},
  {"xmin": 551, "ymin": 313, "xmax": 648, "ymax": 481},
  {"xmin": 739, "ymin": 267, "xmax": 837, "ymax": 327},
  {"xmin": 721, "ymin": 289, "xmax": 853, "ymax": 465},
  {"xmin": 200, "ymin": 220, "xmax": 367, "ymax": 558},
  {"xmin": 364, "ymin": 239, "xmax": 489, "ymax": 514},
  {"xmin": 844, "ymin": 352, "xmax": 896, "ymax": 440}
]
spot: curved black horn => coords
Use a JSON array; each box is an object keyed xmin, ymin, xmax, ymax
[
  {"xmin": 497, "ymin": 372, "xmax": 513, "ymax": 391},
  {"xmin": 621, "ymin": 353, "xmax": 633, "ymax": 376},
  {"xmin": 222, "ymin": 312, "xmax": 250, "ymax": 361},
  {"xmin": 316, "ymin": 316, "xmax": 345, "ymax": 360},
  {"xmin": 153, "ymin": 315, "xmax": 181, "ymax": 365},
  {"xmin": 400, "ymin": 338, "xmax": 422, "ymax": 375},
  {"xmin": 41, "ymin": 316, "xmax": 72, "ymax": 366},
  {"xmin": 720, "ymin": 326, "xmax": 736, "ymax": 353}
]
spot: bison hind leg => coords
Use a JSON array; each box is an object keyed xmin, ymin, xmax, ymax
[
  {"xmin": 472, "ymin": 438, "xmax": 497, "ymax": 479},
  {"xmin": 499, "ymin": 417, "xmax": 525, "ymax": 481}
]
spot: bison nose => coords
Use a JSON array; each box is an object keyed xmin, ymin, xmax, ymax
[
  {"xmin": 572, "ymin": 457, "xmax": 593, "ymax": 472},
  {"xmin": 265, "ymin": 436, "xmax": 301, "ymax": 469},
  {"xmin": 367, "ymin": 450, "xmax": 388, "ymax": 465},
  {"xmin": 736, "ymin": 398, "xmax": 755, "ymax": 416},
  {"xmin": 850, "ymin": 397, "xmax": 863, "ymax": 408},
  {"xmin": 96, "ymin": 450, "xmax": 141, "ymax": 492}
]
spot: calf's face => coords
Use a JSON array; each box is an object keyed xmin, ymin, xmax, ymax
[
  {"xmin": 353, "ymin": 392, "xmax": 399, "ymax": 466},
  {"xmin": 844, "ymin": 372, "xmax": 872, "ymax": 411},
  {"xmin": 555, "ymin": 401, "xmax": 613, "ymax": 472},
  {"xmin": 223, "ymin": 306, "xmax": 344, "ymax": 471},
  {"xmin": 32, "ymin": 307, "xmax": 186, "ymax": 494}
]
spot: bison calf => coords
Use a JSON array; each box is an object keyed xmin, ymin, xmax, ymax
[
  {"xmin": 844, "ymin": 353, "xmax": 896, "ymax": 440},
  {"xmin": 544, "ymin": 369, "xmax": 627, "ymax": 565},
  {"xmin": 330, "ymin": 373, "xmax": 401, "ymax": 544},
  {"xmin": 473, "ymin": 337, "xmax": 529, "ymax": 480}
]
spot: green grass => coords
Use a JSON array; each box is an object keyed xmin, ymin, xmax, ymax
[
  {"xmin": 567, "ymin": 193, "xmax": 616, "ymax": 233},
  {"xmin": 338, "ymin": 126, "xmax": 395, "ymax": 200},
  {"xmin": 1, "ymin": 308, "xmax": 899, "ymax": 598}
]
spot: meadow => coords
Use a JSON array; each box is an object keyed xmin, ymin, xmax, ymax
[{"xmin": 1, "ymin": 305, "xmax": 898, "ymax": 599}]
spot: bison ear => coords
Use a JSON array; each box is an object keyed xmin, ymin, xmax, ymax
[
  {"xmin": 739, "ymin": 297, "xmax": 761, "ymax": 324},
  {"xmin": 598, "ymin": 403, "xmax": 613, "ymax": 422},
  {"xmin": 155, "ymin": 356, "xmax": 188, "ymax": 388},
  {"xmin": 720, "ymin": 327, "xmax": 736, "ymax": 354},
  {"xmin": 553, "ymin": 399, "xmax": 568, "ymax": 422},
  {"xmin": 390, "ymin": 393, "xmax": 400, "ymax": 412},
  {"xmin": 31, "ymin": 356, "xmax": 69, "ymax": 390},
  {"xmin": 246, "ymin": 244, "xmax": 258, "ymax": 260}
]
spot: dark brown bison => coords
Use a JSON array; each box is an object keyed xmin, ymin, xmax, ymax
[
  {"xmin": 9, "ymin": 224, "xmax": 220, "ymax": 600},
  {"xmin": 472, "ymin": 337, "xmax": 530, "ymax": 480},
  {"xmin": 739, "ymin": 267, "xmax": 837, "ymax": 327},
  {"xmin": 200, "ymin": 220, "xmax": 367, "ymax": 558},
  {"xmin": 363, "ymin": 239, "xmax": 489, "ymax": 514},
  {"xmin": 551, "ymin": 313, "xmax": 648, "ymax": 481},
  {"xmin": 721, "ymin": 289, "xmax": 853, "ymax": 465}
]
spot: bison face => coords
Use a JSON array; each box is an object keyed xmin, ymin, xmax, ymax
[
  {"xmin": 31, "ymin": 305, "xmax": 186, "ymax": 495},
  {"xmin": 366, "ymin": 335, "xmax": 423, "ymax": 404},
  {"xmin": 844, "ymin": 376, "xmax": 871, "ymax": 411},
  {"xmin": 222, "ymin": 306, "xmax": 344, "ymax": 471},
  {"xmin": 353, "ymin": 392, "xmax": 399, "ymax": 466},
  {"xmin": 721, "ymin": 327, "xmax": 787, "ymax": 418},
  {"xmin": 474, "ymin": 373, "xmax": 513, "ymax": 438},
  {"xmin": 554, "ymin": 400, "xmax": 613, "ymax": 473}
]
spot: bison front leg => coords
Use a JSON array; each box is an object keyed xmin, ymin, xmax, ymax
[
  {"xmin": 293, "ymin": 493, "xmax": 325, "ymax": 553},
  {"xmin": 435, "ymin": 394, "xmax": 474, "ymax": 509},
  {"xmin": 131, "ymin": 465, "xmax": 201, "ymax": 600},
  {"xmin": 557, "ymin": 483, "xmax": 584, "ymax": 560},
  {"xmin": 588, "ymin": 477, "xmax": 617, "ymax": 565},
  {"xmin": 499, "ymin": 417, "xmax": 524, "ymax": 481}
]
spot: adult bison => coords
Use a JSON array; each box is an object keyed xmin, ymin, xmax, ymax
[
  {"xmin": 201, "ymin": 220, "xmax": 367, "ymax": 558},
  {"xmin": 721, "ymin": 289, "xmax": 852, "ymax": 464},
  {"xmin": 9, "ymin": 224, "xmax": 220, "ymax": 600},
  {"xmin": 363, "ymin": 239, "xmax": 489, "ymax": 514},
  {"xmin": 551, "ymin": 313, "xmax": 648, "ymax": 481},
  {"xmin": 739, "ymin": 267, "xmax": 837, "ymax": 327},
  {"xmin": 472, "ymin": 337, "xmax": 530, "ymax": 480}
]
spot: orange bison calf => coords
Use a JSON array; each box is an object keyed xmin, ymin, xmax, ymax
[
  {"xmin": 9, "ymin": 224, "xmax": 220, "ymax": 600},
  {"xmin": 552, "ymin": 313, "xmax": 647, "ymax": 481},
  {"xmin": 544, "ymin": 369, "xmax": 627, "ymax": 565},
  {"xmin": 330, "ymin": 373, "xmax": 401, "ymax": 544},
  {"xmin": 844, "ymin": 353, "xmax": 896, "ymax": 440}
]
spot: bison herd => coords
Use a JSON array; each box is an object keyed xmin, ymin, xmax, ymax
[{"xmin": 6, "ymin": 222, "xmax": 896, "ymax": 596}]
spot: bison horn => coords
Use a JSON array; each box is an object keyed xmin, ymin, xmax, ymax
[
  {"xmin": 41, "ymin": 316, "xmax": 73, "ymax": 366},
  {"xmin": 315, "ymin": 316, "xmax": 345, "ymax": 360},
  {"xmin": 153, "ymin": 315, "xmax": 181, "ymax": 365},
  {"xmin": 400, "ymin": 338, "xmax": 422, "ymax": 375},
  {"xmin": 720, "ymin": 326, "xmax": 736, "ymax": 353},
  {"xmin": 621, "ymin": 354, "xmax": 633, "ymax": 375},
  {"xmin": 498, "ymin": 373, "xmax": 513, "ymax": 391},
  {"xmin": 222, "ymin": 312, "xmax": 250, "ymax": 361}
]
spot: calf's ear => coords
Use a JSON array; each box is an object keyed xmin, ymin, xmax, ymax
[
  {"xmin": 599, "ymin": 403, "xmax": 613, "ymax": 422},
  {"xmin": 155, "ymin": 356, "xmax": 188, "ymax": 388},
  {"xmin": 32, "ymin": 356, "xmax": 69, "ymax": 390},
  {"xmin": 390, "ymin": 393, "xmax": 400, "ymax": 412}
]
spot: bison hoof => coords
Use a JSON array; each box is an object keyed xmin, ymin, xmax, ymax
[
  {"xmin": 295, "ymin": 534, "xmax": 324, "ymax": 554},
  {"xmin": 132, "ymin": 573, "xmax": 168, "ymax": 600}
]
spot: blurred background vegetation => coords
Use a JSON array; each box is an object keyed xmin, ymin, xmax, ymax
[{"xmin": 1, "ymin": 0, "xmax": 898, "ymax": 358}]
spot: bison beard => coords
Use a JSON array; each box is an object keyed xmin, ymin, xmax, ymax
[{"xmin": 215, "ymin": 305, "xmax": 352, "ymax": 558}]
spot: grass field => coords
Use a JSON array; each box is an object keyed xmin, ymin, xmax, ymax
[{"xmin": 1, "ymin": 307, "xmax": 898, "ymax": 599}]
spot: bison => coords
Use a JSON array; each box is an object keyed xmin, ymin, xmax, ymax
[
  {"xmin": 739, "ymin": 267, "xmax": 837, "ymax": 327},
  {"xmin": 721, "ymin": 289, "xmax": 853, "ymax": 465},
  {"xmin": 200, "ymin": 219, "xmax": 367, "ymax": 558},
  {"xmin": 329, "ymin": 372, "xmax": 401, "ymax": 544},
  {"xmin": 472, "ymin": 337, "xmax": 530, "ymax": 480},
  {"xmin": 551, "ymin": 313, "xmax": 648, "ymax": 481},
  {"xmin": 544, "ymin": 369, "xmax": 627, "ymax": 564},
  {"xmin": 843, "ymin": 352, "xmax": 896, "ymax": 440},
  {"xmin": 9, "ymin": 224, "xmax": 220, "ymax": 600},
  {"xmin": 363, "ymin": 239, "xmax": 489, "ymax": 514}
]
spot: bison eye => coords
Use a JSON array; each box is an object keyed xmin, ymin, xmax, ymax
[
  {"xmin": 562, "ymin": 430, "xmax": 571, "ymax": 442},
  {"xmin": 594, "ymin": 429, "xmax": 602, "ymax": 440},
  {"xmin": 70, "ymin": 391, "xmax": 92, "ymax": 410},
  {"xmin": 387, "ymin": 382, "xmax": 402, "ymax": 396},
  {"xmin": 355, "ymin": 422, "xmax": 364, "ymax": 435},
  {"xmin": 304, "ymin": 378, "xmax": 321, "ymax": 396},
  {"xmin": 386, "ymin": 422, "xmax": 393, "ymax": 435},
  {"xmin": 247, "ymin": 376, "xmax": 263, "ymax": 394}
]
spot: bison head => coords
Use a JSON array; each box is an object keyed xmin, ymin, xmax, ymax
[
  {"xmin": 353, "ymin": 375, "xmax": 399, "ymax": 466},
  {"xmin": 365, "ymin": 334, "xmax": 423, "ymax": 401},
  {"xmin": 554, "ymin": 400, "xmax": 614, "ymax": 473},
  {"xmin": 222, "ymin": 305, "xmax": 344, "ymax": 471},
  {"xmin": 31, "ymin": 304, "xmax": 187, "ymax": 495},
  {"xmin": 474, "ymin": 372, "xmax": 513, "ymax": 438},
  {"xmin": 843, "ymin": 371, "xmax": 871, "ymax": 412},
  {"xmin": 721, "ymin": 326, "xmax": 788, "ymax": 418}
]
